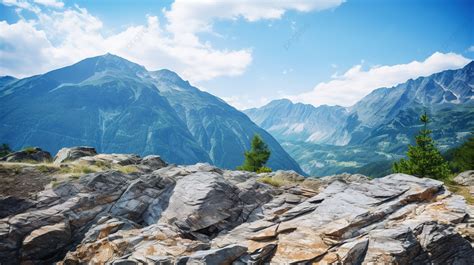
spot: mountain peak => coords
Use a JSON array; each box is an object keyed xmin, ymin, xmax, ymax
[
  {"xmin": 44, "ymin": 53, "xmax": 146, "ymax": 83},
  {"xmin": 150, "ymin": 69, "xmax": 190, "ymax": 88},
  {"xmin": 266, "ymin": 98, "xmax": 293, "ymax": 107}
]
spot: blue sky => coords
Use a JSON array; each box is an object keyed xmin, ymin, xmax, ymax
[{"xmin": 1, "ymin": 0, "xmax": 473, "ymax": 109}]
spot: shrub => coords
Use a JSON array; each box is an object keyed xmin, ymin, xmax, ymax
[
  {"xmin": 37, "ymin": 164, "xmax": 55, "ymax": 173},
  {"xmin": 22, "ymin": 146, "xmax": 37, "ymax": 154},
  {"xmin": 256, "ymin": 166, "xmax": 272, "ymax": 173}
]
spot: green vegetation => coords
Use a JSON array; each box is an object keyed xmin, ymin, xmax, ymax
[
  {"xmin": 237, "ymin": 134, "xmax": 271, "ymax": 172},
  {"xmin": 393, "ymin": 112, "xmax": 450, "ymax": 180},
  {"xmin": 0, "ymin": 143, "xmax": 11, "ymax": 157},
  {"xmin": 256, "ymin": 166, "xmax": 272, "ymax": 173},
  {"xmin": 444, "ymin": 133, "xmax": 474, "ymax": 173},
  {"xmin": 21, "ymin": 146, "xmax": 37, "ymax": 154},
  {"xmin": 37, "ymin": 164, "xmax": 56, "ymax": 173}
]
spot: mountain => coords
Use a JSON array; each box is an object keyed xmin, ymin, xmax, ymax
[
  {"xmin": 0, "ymin": 76, "xmax": 17, "ymax": 87},
  {"xmin": 0, "ymin": 54, "xmax": 303, "ymax": 173},
  {"xmin": 245, "ymin": 99, "xmax": 349, "ymax": 145},
  {"xmin": 245, "ymin": 61, "xmax": 474, "ymax": 176}
]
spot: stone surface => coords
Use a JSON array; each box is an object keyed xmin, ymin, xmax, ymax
[
  {"xmin": 0, "ymin": 152, "xmax": 473, "ymax": 264},
  {"xmin": 21, "ymin": 221, "xmax": 71, "ymax": 261},
  {"xmin": 455, "ymin": 170, "xmax": 474, "ymax": 186},
  {"xmin": 0, "ymin": 147, "xmax": 52, "ymax": 163},
  {"xmin": 178, "ymin": 244, "xmax": 247, "ymax": 264},
  {"xmin": 140, "ymin": 155, "xmax": 167, "ymax": 171},
  {"xmin": 53, "ymin": 146, "xmax": 97, "ymax": 165}
]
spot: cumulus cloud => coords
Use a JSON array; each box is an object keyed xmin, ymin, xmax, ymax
[
  {"xmin": 288, "ymin": 52, "xmax": 472, "ymax": 107},
  {"xmin": 0, "ymin": 0, "xmax": 343, "ymax": 81}
]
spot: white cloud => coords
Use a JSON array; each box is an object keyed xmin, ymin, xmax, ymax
[
  {"xmin": 468, "ymin": 45, "xmax": 474, "ymax": 52},
  {"xmin": 0, "ymin": 0, "xmax": 344, "ymax": 82},
  {"xmin": 33, "ymin": 0, "xmax": 63, "ymax": 8},
  {"xmin": 222, "ymin": 94, "xmax": 272, "ymax": 110},
  {"xmin": 1, "ymin": 0, "xmax": 39, "ymax": 12},
  {"xmin": 288, "ymin": 52, "xmax": 471, "ymax": 107}
]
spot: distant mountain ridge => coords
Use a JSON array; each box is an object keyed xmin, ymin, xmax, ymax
[
  {"xmin": 245, "ymin": 61, "xmax": 474, "ymax": 176},
  {"xmin": 0, "ymin": 54, "xmax": 303, "ymax": 174}
]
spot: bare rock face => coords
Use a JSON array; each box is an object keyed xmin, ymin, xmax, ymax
[
  {"xmin": 0, "ymin": 147, "xmax": 52, "ymax": 163},
  {"xmin": 0, "ymin": 152, "xmax": 473, "ymax": 264},
  {"xmin": 53, "ymin": 146, "xmax": 97, "ymax": 165},
  {"xmin": 455, "ymin": 170, "xmax": 474, "ymax": 186}
]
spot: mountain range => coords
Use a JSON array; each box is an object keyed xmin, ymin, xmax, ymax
[
  {"xmin": 0, "ymin": 54, "xmax": 303, "ymax": 174},
  {"xmin": 245, "ymin": 61, "xmax": 474, "ymax": 176}
]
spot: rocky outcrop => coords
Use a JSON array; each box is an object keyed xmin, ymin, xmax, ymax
[
  {"xmin": 53, "ymin": 146, "xmax": 97, "ymax": 165},
  {"xmin": 455, "ymin": 170, "xmax": 474, "ymax": 186},
  {"xmin": 0, "ymin": 150, "xmax": 473, "ymax": 264},
  {"xmin": 0, "ymin": 147, "xmax": 52, "ymax": 163}
]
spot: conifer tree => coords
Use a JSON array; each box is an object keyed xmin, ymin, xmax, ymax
[
  {"xmin": 393, "ymin": 112, "xmax": 450, "ymax": 179},
  {"xmin": 237, "ymin": 134, "xmax": 271, "ymax": 172}
]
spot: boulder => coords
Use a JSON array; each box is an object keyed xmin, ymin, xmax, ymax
[
  {"xmin": 454, "ymin": 170, "xmax": 474, "ymax": 186},
  {"xmin": 140, "ymin": 155, "xmax": 167, "ymax": 170},
  {"xmin": 0, "ymin": 147, "xmax": 52, "ymax": 163},
  {"xmin": 53, "ymin": 146, "xmax": 97, "ymax": 165},
  {"xmin": 21, "ymin": 221, "xmax": 71, "ymax": 260},
  {"xmin": 159, "ymin": 171, "xmax": 241, "ymax": 234},
  {"xmin": 177, "ymin": 244, "xmax": 247, "ymax": 265},
  {"xmin": 78, "ymin": 153, "xmax": 141, "ymax": 166}
]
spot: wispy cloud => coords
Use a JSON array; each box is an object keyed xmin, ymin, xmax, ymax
[{"xmin": 287, "ymin": 52, "xmax": 471, "ymax": 107}]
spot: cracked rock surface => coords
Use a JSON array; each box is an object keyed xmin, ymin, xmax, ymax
[{"xmin": 0, "ymin": 149, "xmax": 473, "ymax": 264}]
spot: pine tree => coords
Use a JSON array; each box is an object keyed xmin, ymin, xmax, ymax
[
  {"xmin": 237, "ymin": 134, "xmax": 271, "ymax": 172},
  {"xmin": 393, "ymin": 112, "xmax": 450, "ymax": 180}
]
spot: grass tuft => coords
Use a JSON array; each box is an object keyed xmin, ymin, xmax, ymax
[
  {"xmin": 118, "ymin": 165, "xmax": 139, "ymax": 174},
  {"xmin": 258, "ymin": 176, "xmax": 288, "ymax": 187}
]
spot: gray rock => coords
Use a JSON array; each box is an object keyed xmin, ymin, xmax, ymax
[
  {"xmin": 179, "ymin": 244, "xmax": 247, "ymax": 265},
  {"xmin": 53, "ymin": 146, "xmax": 97, "ymax": 165},
  {"xmin": 110, "ymin": 259, "xmax": 140, "ymax": 265},
  {"xmin": 79, "ymin": 153, "xmax": 142, "ymax": 166},
  {"xmin": 140, "ymin": 155, "xmax": 167, "ymax": 170},
  {"xmin": 0, "ymin": 196, "xmax": 34, "ymax": 218},
  {"xmin": 21, "ymin": 221, "xmax": 71, "ymax": 260},
  {"xmin": 0, "ymin": 147, "xmax": 52, "ymax": 163},
  {"xmin": 454, "ymin": 170, "xmax": 474, "ymax": 186},
  {"xmin": 160, "ymin": 172, "xmax": 240, "ymax": 234},
  {"xmin": 363, "ymin": 226, "xmax": 423, "ymax": 264},
  {"xmin": 414, "ymin": 221, "xmax": 474, "ymax": 264},
  {"xmin": 1, "ymin": 156, "xmax": 472, "ymax": 265}
]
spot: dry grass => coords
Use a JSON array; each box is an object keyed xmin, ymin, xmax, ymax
[
  {"xmin": 258, "ymin": 176, "xmax": 289, "ymax": 187},
  {"xmin": 445, "ymin": 183, "xmax": 474, "ymax": 205},
  {"xmin": 117, "ymin": 165, "xmax": 139, "ymax": 174}
]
